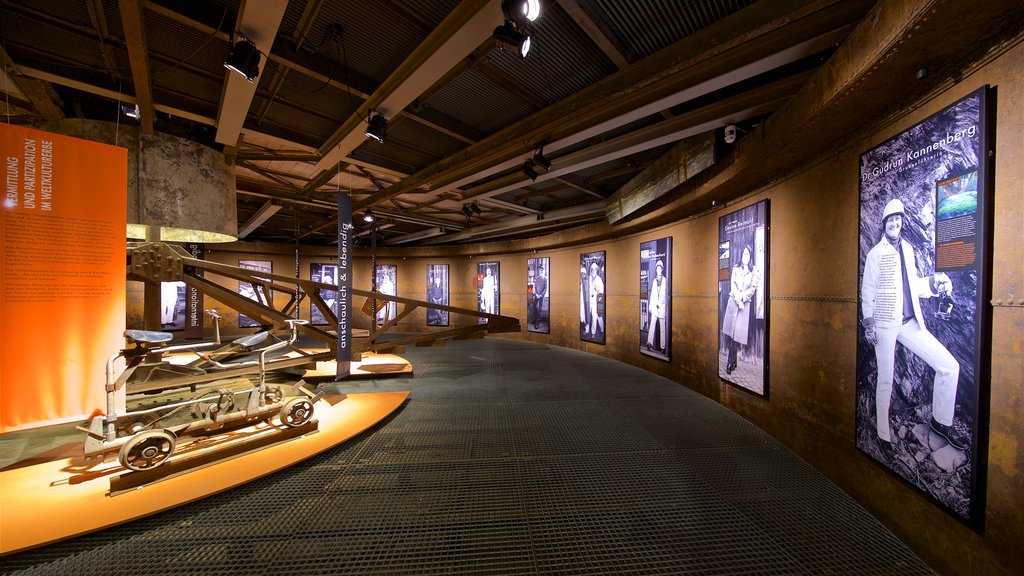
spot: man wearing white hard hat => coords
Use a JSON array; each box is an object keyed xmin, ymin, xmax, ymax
[{"xmin": 861, "ymin": 198, "xmax": 965, "ymax": 457}]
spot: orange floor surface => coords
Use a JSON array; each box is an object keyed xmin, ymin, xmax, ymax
[{"xmin": 0, "ymin": 391, "xmax": 409, "ymax": 556}]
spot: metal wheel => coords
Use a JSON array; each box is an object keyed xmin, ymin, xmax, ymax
[
  {"xmin": 119, "ymin": 429, "xmax": 176, "ymax": 471},
  {"xmin": 279, "ymin": 397, "xmax": 314, "ymax": 427}
]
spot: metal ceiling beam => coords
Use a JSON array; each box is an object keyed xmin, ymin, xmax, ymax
[
  {"xmin": 458, "ymin": 73, "xmax": 804, "ymax": 204},
  {"xmin": 553, "ymin": 175, "xmax": 606, "ymax": 200},
  {"xmin": 311, "ymin": 0, "xmax": 503, "ymax": 173},
  {"xmin": 254, "ymin": 0, "xmax": 324, "ymax": 126},
  {"xmin": 214, "ymin": 0, "xmax": 289, "ymax": 145},
  {"xmin": 426, "ymin": 202, "xmax": 608, "ymax": 245},
  {"xmin": 0, "ymin": 47, "xmax": 63, "ymax": 120},
  {"xmin": 145, "ymin": 0, "xmax": 481, "ymax": 151},
  {"xmin": 353, "ymin": 0, "xmax": 867, "ymax": 211},
  {"xmin": 556, "ymin": 0, "xmax": 631, "ymax": 68},
  {"xmin": 18, "ymin": 65, "xmax": 211, "ymax": 126},
  {"xmin": 384, "ymin": 227, "xmax": 448, "ymax": 245},
  {"xmin": 237, "ymin": 200, "xmax": 283, "ymax": 238},
  {"xmin": 84, "ymin": 0, "xmax": 121, "ymax": 84},
  {"xmin": 441, "ymin": 27, "xmax": 849, "ymax": 202},
  {"xmin": 369, "ymin": 207, "xmax": 468, "ymax": 231},
  {"xmin": 117, "ymin": 0, "xmax": 155, "ymax": 133}
]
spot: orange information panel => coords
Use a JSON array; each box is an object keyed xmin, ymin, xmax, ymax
[{"xmin": 1, "ymin": 124, "xmax": 127, "ymax": 432}]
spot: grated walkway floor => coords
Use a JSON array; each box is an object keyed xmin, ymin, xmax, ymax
[{"xmin": 0, "ymin": 338, "xmax": 934, "ymax": 575}]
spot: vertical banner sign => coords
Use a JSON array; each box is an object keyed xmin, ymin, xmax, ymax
[
  {"xmin": 184, "ymin": 243, "xmax": 204, "ymax": 339},
  {"xmin": 718, "ymin": 200, "xmax": 769, "ymax": 397},
  {"xmin": 1, "ymin": 124, "xmax": 127, "ymax": 432},
  {"xmin": 336, "ymin": 193, "xmax": 352, "ymax": 378},
  {"xmin": 857, "ymin": 86, "xmax": 991, "ymax": 525}
]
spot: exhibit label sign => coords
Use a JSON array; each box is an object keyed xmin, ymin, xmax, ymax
[
  {"xmin": 856, "ymin": 86, "xmax": 991, "ymax": 524},
  {"xmin": 1, "ymin": 123, "xmax": 127, "ymax": 432}
]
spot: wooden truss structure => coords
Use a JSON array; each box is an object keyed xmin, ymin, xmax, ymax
[{"xmin": 128, "ymin": 241, "xmax": 521, "ymax": 358}]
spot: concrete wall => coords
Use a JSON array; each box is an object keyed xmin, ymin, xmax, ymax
[{"xmin": 131, "ymin": 39, "xmax": 1023, "ymax": 576}]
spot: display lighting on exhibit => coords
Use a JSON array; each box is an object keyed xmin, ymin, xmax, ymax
[
  {"xmin": 461, "ymin": 201, "xmax": 482, "ymax": 223},
  {"xmin": 362, "ymin": 209, "xmax": 375, "ymax": 223},
  {"xmin": 494, "ymin": 0, "xmax": 541, "ymax": 58},
  {"xmin": 503, "ymin": 0, "xmax": 541, "ymax": 23},
  {"xmin": 364, "ymin": 111, "xmax": 388, "ymax": 143},
  {"xmin": 522, "ymin": 160, "xmax": 539, "ymax": 181},
  {"xmin": 521, "ymin": 146, "xmax": 551, "ymax": 181},
  {"xmin": 532, "ymin": 147, "xmax": 552, "ymax": 170},
  {"xmin": 223, "ymin": 37, "xmax": 261, "ymax": 82}
]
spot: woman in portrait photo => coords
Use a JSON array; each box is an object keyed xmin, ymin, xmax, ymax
[{"xmin": 721, "ymin": 244, "xmax": 757, "ymax": 374}]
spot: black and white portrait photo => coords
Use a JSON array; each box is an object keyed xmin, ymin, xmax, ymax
[
  {"xmin": 375, "ymin": 264, "xmax": 397, "ymax": 326},
  {"xmin": 160, "ymin": 281, "xmax": 186, "ymax": 331},
  {"xmin": 309, "ymin": 263, "xmax": 338, "ymax": 326},
  {"xmin": 527, "ymin": 257, "xmax": 550, "ymax": 333},
  {"xmin": 718, "ymin": 200, "xmax": 769, "ymax": 396},
  {"xmin": 238, "ymin": 260, "xmax": 272, "ymax": 328},
  {"xmin": 640, "ymin": 238, "xmax": 671, "ymax": 360},
  {"xmin": 579, "ymin": 251, "xmax": 605, "ymax": 344},
  {"xmin": 857, "ymin": 87, "xmax": 990, "ymax": 524},
  {"xmin": 426, "ymin": 264, "xmax": 449, "ymax": 327},
  {"xmin": 477, "ymin": 261, "xmax": 499, "ymax": 324}
]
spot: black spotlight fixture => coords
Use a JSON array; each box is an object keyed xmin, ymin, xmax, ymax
[
  {"xmin": 224, "ymin": 37, "xmax": 261, "ymax": 82},
  {"xmin": 522, "ymin": 160, "xmax": 539, "ymax": 181},
  {"xmin": 493, "ymin": 21, "xmax": 531, "ymax": 58},
  {"xmin": 502, "ymin": 0, "xmax": 540, "ymax": 24},
  {"xmin": 365, "ymin": 111, "xmax": 388, "ymax": 143},
  {"xmin": 362, "ymin": 209, "xmax": 375, "ymax": 223},
  {"xmin": 532, "ymin": 147, "xmax": 552, "ymax": 171},
  {"xmin": 470, "ymin": 201, "xmax": 483, "ymax": 215}
]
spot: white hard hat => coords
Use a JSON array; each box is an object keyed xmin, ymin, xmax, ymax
[{"xmin": 882, "ymin": 198, "xmax": 905, "ymax": 221}]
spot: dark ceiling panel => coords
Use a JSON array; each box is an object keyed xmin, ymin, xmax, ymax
[
  {"xmin": 588, "ymin": 0, "xmax": 758, "ymax": 62},
  {"xmin": 422, "ymin": 66, "xmax": 536, "ymax": 135}
]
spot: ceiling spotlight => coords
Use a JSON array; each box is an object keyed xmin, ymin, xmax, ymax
[
  {"xmin": 362, "ymin": 210, "xmax": 375, "ymax": 223},
  {"xmin": 365, "ymin": 111, "xmax": 388, "ymax": 143},
  {"xmin": 470, "ymin": 201, "xmax": 483, "ymax": 215},
  {"xmin": 462, "ymin": 204, "xmax": 474, "ymax": 219},
  {"xmin": 493, "ymin": 22, "xmax": 531, "ymax": 58},
  {"xmin": 522, "ymin": 160, "xmax": 539, "ymax": 181},
  {"xmin": 533, "ymin": 148, "xmax": 552, "ymax": 171},
  {"xmin": 122, "ymin": 104, "xmax": 141, "ymax": 120},
  {"xmin": 224, "ymin": 38, "xmax": 261, "ymax": 82},
  {"xmin": 502, "ymin": 0, "xmax": 541, "ymax": 25}
]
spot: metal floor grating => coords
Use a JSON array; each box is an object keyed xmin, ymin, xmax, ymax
[{"xmin": 0, "ymin": 338, "xmax": 935, "ymax": 575}]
